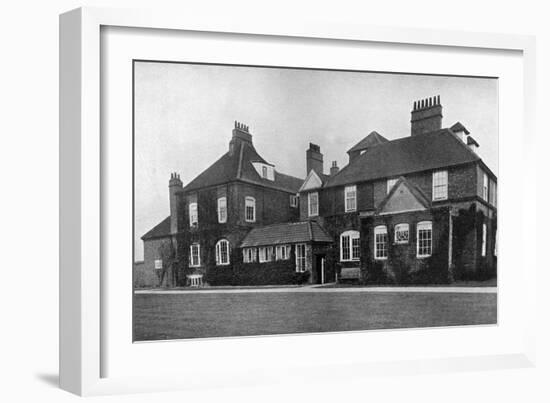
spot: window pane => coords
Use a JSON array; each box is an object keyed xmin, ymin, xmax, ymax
[
  {"xmin": 417, "ymin": 222, "xmax": 432, "ymax": 257},
  {"xmin": 352, "ymin": 237, "xmax": 360, "ymax": 260},
  {"xmin": 345, "ymin": 186, "xmax": 357, "ymax": 212},
  {"xmin": 374, "ymin": 226, "xmax": 388, "ymax": 259},
  {"xmin": 245, "ymin": 197, "xmax": 255, "ymax": 222},
  {"xmin": 309, "ymin": 193, "xmax": 318, "ymax": 216},
  {"xmin": 432, "ymin": 170, "xmax": 448, "ymax": 200}
]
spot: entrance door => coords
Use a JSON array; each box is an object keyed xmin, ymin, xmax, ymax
[{"xmin": 315, "ymin": 255, "xmax": 326, "ymax": 284}]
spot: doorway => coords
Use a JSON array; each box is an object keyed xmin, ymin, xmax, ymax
[{"xmin": 315, "ymin": 255, "xmax": 326, "ymax": 284}]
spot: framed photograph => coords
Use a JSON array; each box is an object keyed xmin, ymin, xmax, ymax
[{"xmin": 60, "ymin": 7, "xmax": 537, "ymax": 396}]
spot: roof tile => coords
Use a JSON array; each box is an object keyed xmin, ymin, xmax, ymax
[{"xmin": 240, "ymin": 221, "xmax": 333, "ymax": 247}]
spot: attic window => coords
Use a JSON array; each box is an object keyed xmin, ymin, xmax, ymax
[{"xmin": 252, "ymin": 162, "xmax": 275, "ymax": 181}]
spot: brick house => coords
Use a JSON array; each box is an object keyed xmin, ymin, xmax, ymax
[
  {"xmin": 140, "ymin": 96, "xmax": 497, "ymax": 286},
  {"xmin": 298, "ymin": 96, "xmax": 497, "ymax": 283},
  {"xmin": 141, "ymin": 122, "xmax": 304, "ymax": 287}
]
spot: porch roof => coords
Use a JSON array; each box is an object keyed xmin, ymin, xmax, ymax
[{"xmin": 240, "ymin": 221, "xmax": 333, "ymax": 248}]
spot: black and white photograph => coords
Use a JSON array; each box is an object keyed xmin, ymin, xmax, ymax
[{"xmin": 132, "ymin": 61, "xmax": 498, "ymax": 341}]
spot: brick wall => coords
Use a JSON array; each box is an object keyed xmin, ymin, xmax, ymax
[
  {"xmin": 363, "ymin": 208, "xmax": 450, "ymax": 283},
  {"xmin": 141, "ymin": 237, "xmax": 173, "ymax": 287},
  {"xmin": 174, "ymin": 181, "xmax": 299, "ymax": 285},
  {"xmin": 309, "ymin": 162, "xmax": 480, "ymax": 219}
]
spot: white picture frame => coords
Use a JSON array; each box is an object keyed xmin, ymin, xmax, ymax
[{"xmin": 60, "ymin": 7, "xmax": 537, "ymax": 396}]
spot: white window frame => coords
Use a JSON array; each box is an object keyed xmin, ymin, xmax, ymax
[
  {"xmin": 308, "ymin": 192, "xmax": 319, "ymax": 217},
  {"xmin": 290, "ymin": 194, "xmax": 298, "ymax": 207},
  {"xmin": 483, "ymin": 172, "xmax": 489, "ymax": 202},
  {"xmin": 295, "ymin": 244, "xmax": 307, "ymax": 273},
  {"xmin": 344, "ymin": 185, "xmax": 357, "ymax": 212},
  {"xmin": 189, "ymin": 202, "xmax": 198, "ymax": 226},
  {"xmin": 243, "ymin": 248, "xmax": 256, "ymax": 263},
  {"xmin": 482, "ymin": 223, "xmax": 487, "ymax": 257},
  {"xmin": 258, "ymin": 246, "xmax": 273, "ymax": 263},
  {"xmin": 387, "ymin": 178, "xmax": 398, "ymax": 194},
  {"xmin": 189, "ymin": 243, "xmax": 201, "ymax": 267},
  {"xmin": 394, "ymin": 223, "xmax": 409, "ymax": 244},
  {"xmin": 215, "ymin": 239, "xmax": 230, "ymax": 266},
  {"xmin": 245, "ymin": 196, "xmax": 256, "ymax": 222},
  {"xmin": 340, "ymin": 230, "xmax": 360, "ymax": 262},
  {"xmin": 416, "ymin": 221, "xmax": 433, "ymax": 258},
  {"xmin": 217, "ymin": 197, "xmax": 227, "ymax": 223},
  {"xmin": 374, "ymin": 226, "xmax": 388, "ymax": 260},
  {"xmin": 275, "ymin": 245, "xmax": 291, "ymax": 260},
  {"xmin": 154, "ymin": 259, "xmax": 163, "ymax": 270},
  {"xmin": 432, "ymin": 170, "xmax": 448, "ymax": 201}
]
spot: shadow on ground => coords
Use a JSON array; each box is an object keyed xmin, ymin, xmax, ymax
[{"xmin": 35, "ymin": 373, "xmax": 59, "ymax": 388}]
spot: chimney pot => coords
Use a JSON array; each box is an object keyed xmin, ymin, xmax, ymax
[
  {"xmin": 229, "ymin": 120, "xmax": 253, "ymax": 156},
  {"xmin": 410, "ymin": 95, "xmax": 443, "ymax": 136},
  {"xmin": 306, "ymin": 143, "xmax": 324, "ymax": 176},
  {"xmin": 169, "ymin": 172, "xmax": 183, "ymax": 234},
  {"xmin": 330, "ymin": 160, "xmax": 339, "ymax": 176}
]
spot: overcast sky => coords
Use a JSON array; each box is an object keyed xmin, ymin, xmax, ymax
[{"xmin": 134, "ymin": 61, "xmax": 498, "ymax": 261}]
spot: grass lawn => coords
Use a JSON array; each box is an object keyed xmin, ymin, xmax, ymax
[{"xmin": 133, "ymin": 291, "xmax": 497, "ymax": 341}]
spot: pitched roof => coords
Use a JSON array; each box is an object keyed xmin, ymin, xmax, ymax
[
  {"xmin": 240, "ymin": 221, "xmax": 333, "ymax": 248},
  {"xmin": 325, "ymin": 129, "xmax": 480, "ymax": 188},
  {"xmin": 141, "ymin": 216, "xmax": 171, "ymax": 240},
  {"xmin": 183, "ymin": 142, "xmax": 302, "ymax": 193},
  {"xmin": 347, "ymin": 131, "xmax": 388, "ymax": 153},
  {"xmin": 450, "ymin": 121, "xmax": 470, "ymax": 135}
]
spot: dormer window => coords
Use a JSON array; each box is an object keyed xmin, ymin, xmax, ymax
[{"xmin": 252, "ymin": 162, "xmax": 275, "ymax": 181}]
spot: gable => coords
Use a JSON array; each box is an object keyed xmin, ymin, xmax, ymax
[
  {"xmin": 378, "ymin": 181, "xmax": 428, "ymax": 215},
  {"xmin": 299, "ymin": 170, "xmax": 323, "ymax": 192}
]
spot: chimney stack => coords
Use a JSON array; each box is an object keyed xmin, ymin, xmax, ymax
[
  {"xmin": 169, "ymin": 172, "xmax": 183, "ymax": 234},
  {"xmin": 410, "ymin": 95, "xmax": 442, "ymax": 136},
  {"xmin": 229, "ymin": 120, "xmax": 253, "ymax": 156},
  {"xmin": 306, "ymin": 143, "xmax": 324, "ymax": 176},
  {"xmin": 330, "ymin": 161, "xmax": 340, "ymax": 176}
]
